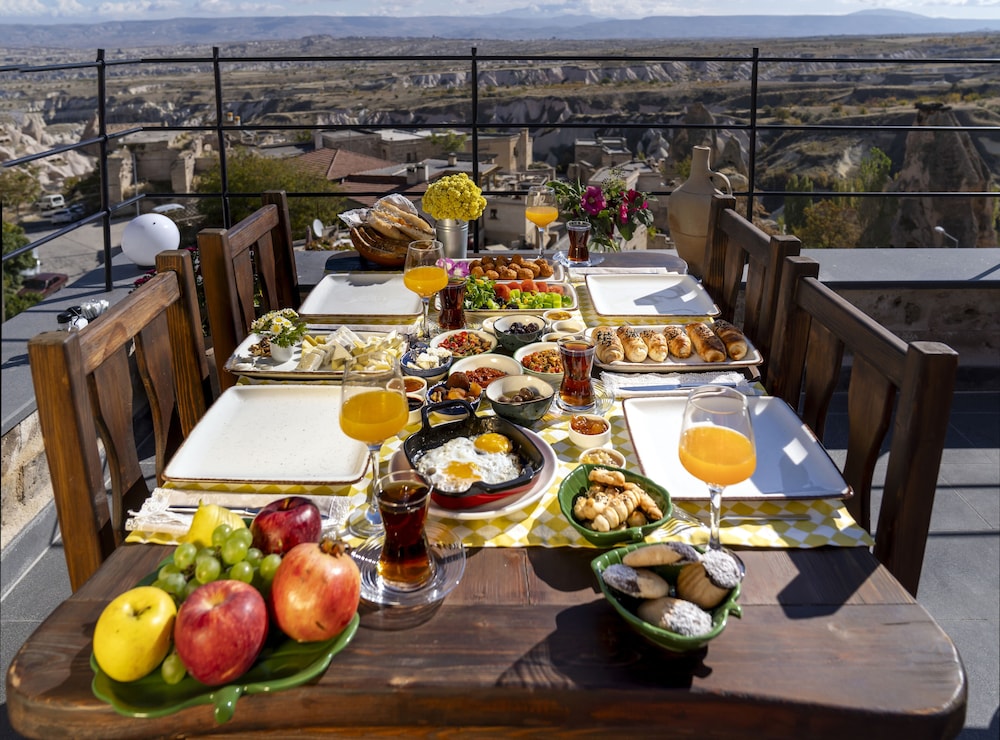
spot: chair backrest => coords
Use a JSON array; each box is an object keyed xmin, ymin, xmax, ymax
[
  {"xmin": 702, "ymin": 193, "xmax": 801, "ymax": 378},
  {"xmin": 766, "ymin": 255, "xmax": 959, "ymax": 596},
  {"xmin": 28, "ymin": 250, "xmax": 211, "ymax": 591},
  {"xmin": 198, "ymin": 190, "xmax": 298, "ymax": 391}
]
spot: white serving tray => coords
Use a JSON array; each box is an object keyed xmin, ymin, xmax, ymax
[
  {"xmin": 164, "ymin": 385, "xmax": 369, "ymax": 487},
  {"xmin": 298, "ymin": 273, "xmax": 422, "ymax": 321},
  {"xmin": 584, "ymin": 324, "xmax": 762, "ymax": 373},
  {"xmin": 224, "ymin": 330, "xmax": 400, "ymax": 381},
  {"xmin": 585, "ymin": 274, "xmax": 719, "ymax": 317},
  {"xmin": 622, "ymin": 395, "xmax": 850, "ymax": 501}
]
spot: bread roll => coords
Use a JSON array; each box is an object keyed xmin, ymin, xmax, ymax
[
  {"xmin": 662, "ymin": 324, "xmax": 693, "ymax": 359},
  {"xmin": 593, "ymin": 326, "xmax": 625, "ymax": 364},
  {"xmin": 685, "ymin": 322, "xmax": 726, "ymax": 363},
  {"xmin": 367, "ymin": 210, "xmax": 407, "ymax": 240},
  {"xmin": 712, "ymin": 320, "xmax": 749, "ymax": 360},
  {"xmin": 617, "ymin": 325, "xmax": 648, "ymax": 363},
  {"xmin": 639, "ymin": 329, "xmax": 669, "ymax": 362},
  {"xmin": 373, "ymin": 200, "xmax": 434, "ymax": 240}
]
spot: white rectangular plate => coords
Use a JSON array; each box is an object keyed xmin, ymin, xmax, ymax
[
  {"xmin": 164, "ymin": 385, "xmax": 369, "ymax": 486},
  {"xmin": 585, "ymin": 274, "xmax": 719, "ymax": 317},
  {"xmin": 298, "ymin": 273, "xmax": 422, "ymax": 320},
  {"xmin": 224, "ymin": 331, "xmax": 398, "ymax": 381},
  {"xmin": 622, "ymin": 396, "xmax": 850, "ymax": 501},
  {"xmin": 585, "ymin": 324, "xmax": 762, "ymax": 373}
]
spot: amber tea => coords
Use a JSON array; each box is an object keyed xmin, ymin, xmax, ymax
[
  {"xmin": 376, "ymin": 475, "xmax": 433, "ymax": 591},
  {"xmin": 557, "ymin": 336, "xmax": 596, "ymax": 410}
]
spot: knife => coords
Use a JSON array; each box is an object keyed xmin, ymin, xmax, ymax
[{"xmin": 618, "ymin": 382, "xmax": 746, "ymax": 393}]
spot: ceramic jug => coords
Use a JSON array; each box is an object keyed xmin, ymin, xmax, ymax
[{"xmin": 667, "ymin": 146, "xmax": 732, "ymax": 277}]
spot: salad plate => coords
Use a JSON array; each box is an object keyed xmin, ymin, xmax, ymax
[{"xmin": 445, "ymin": 279, "xmax": 578, "ymax": 317}]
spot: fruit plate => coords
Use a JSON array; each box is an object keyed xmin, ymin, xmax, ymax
[
  {"xmin": 90, "ymin": 559, "xmax": 359, "ymax": 723},
  {"xmin": 591, "ymin": 544, "xmax": 741, "ymax": 653},
  {"xmin": 90, "ymin": 614, "xmax": 358, "ymax": 723}
]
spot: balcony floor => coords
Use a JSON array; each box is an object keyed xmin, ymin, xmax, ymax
[{"xmin": 1, "ymin": 388, "xmax": 997, "ymax": 737}]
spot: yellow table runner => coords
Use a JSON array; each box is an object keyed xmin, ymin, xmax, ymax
[{"xmin": 130, "ymin": 399, "xmax": 872, "ymax": 551}]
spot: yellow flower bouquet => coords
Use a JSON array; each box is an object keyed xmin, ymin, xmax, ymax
[{"xmin": 422, "ymin": 173, "xmax": 487, "ymax": 222}]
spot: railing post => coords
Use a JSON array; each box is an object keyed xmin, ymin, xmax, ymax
[
  {"xmin": 747, "ymin": 47, "xmax": 759, "ymax": 223},
  {"xmin": 471, "ymin": 47, "xmax": 480, "ymax": 253},
  {"xmin": 212, "ymin": 46, "xmax": 231, "ymax": 228},
  {"xmin": 97, "ymin": 49, "xmax": 112, "ymax": 291}
]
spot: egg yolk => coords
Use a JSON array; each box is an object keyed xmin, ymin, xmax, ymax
[
  {"xmin": 474, "ymin": 433, "xmax": 513, "ymax": 454},
  {"xmin": 444, "ymin": 461, "xmax": 479, "ymax": 481}
]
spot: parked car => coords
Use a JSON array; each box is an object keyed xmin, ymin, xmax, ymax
[
  {"xmin": 18, "ymin": 272, "xmax": 69, "ymax": 299},
  {"xmin": 68, "ymin": 203, "xmax": 86, "ymax": 216},
  {"xmin": 50, "ymin": 208, "xmax": 74, "ymax": 224}
]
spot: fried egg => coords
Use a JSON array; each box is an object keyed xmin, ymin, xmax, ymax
[{"xmin": 416, "ymin": 435, "xmax": 522, "ymax": 493}]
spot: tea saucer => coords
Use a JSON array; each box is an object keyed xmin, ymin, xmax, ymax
[
  {"xmin": 351, "ymin": 522, "xmax": 466, "ymax": 611},
  {"xmin": 552, "ymin": 379, "xmax": 613, "ymax": 416},
  {"xmin": 553, "ymin": 250, "xmax": 605, "ymax": 268}
]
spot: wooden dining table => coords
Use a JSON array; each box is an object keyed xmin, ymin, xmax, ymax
[{"xmin": 5, "ymin": 250, "xmax": 967, "ymax": 739}]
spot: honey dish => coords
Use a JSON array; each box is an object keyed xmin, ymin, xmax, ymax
[
  {"xmin": 590, "ymin": 542, "xmax": 743, "ymax": 653},
  {"xmin": 566, "ymin": 413, "xmax": 611, "ymax": 449},
  {"xmin": 557, "ymin": 464, "xmax": 672, "ymax": 546}
]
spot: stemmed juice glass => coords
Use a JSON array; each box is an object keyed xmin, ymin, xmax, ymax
[
  {"xmin": 677, "ymin": 386, "xmax": 756, "ymax": 551},
  {"xmin": 339, "ymin": 354, "xmax": 409, "ymax": 539},
  {"xmin": 404, "ymin": 239, "xmax": 448, "ymax": 340},
  {"xmin": 526, "ymin": 185, "xmax": 558, "ymax": 259}
]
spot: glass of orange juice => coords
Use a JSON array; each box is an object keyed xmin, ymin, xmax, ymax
[
  {"xmin": 526, "ymin": 185, "xmax": 558, "ymax": 259},
  {"xmin": 404, "ymin": 239, "xmax": 448, "ymax": 339},
  {"xmin": 677, "ymin": 386, "xmax": 756, "ymax": 551},
  {"xmin": 339, "ymin": 353, "xmax": 409, "ymax": 538}
]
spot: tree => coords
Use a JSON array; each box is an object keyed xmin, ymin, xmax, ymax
[
  {"xmin": 783, "ymin": 174, "xmax": 814, "ymax": 231},
  {"xmin": 3, "ymin": 220, "xmax": 39, "ymax": 320},
  {"xmin": 196, "ymin": 149, "xmax": 345, "ymax": 238},
  {"xmin": 0, "ymin": 167, "xmax": 42, "ymax": 219},
  {"xmin": 855, "ymin": 147, "xmax": 896, "ymax": 247},
  {"xmin": 428, "ymin": 132, "xmax": 468, "ymax": 157},
  {"xmin": 798, "ymin": 199, "xmax": 862, "ymax": 248}
]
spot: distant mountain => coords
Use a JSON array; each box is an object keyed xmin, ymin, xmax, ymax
[{"xmin": 2, "ymin": 11, "xmax": 999, "ymax": 49}]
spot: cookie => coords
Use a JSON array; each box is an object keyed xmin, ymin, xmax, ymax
[
  {"xmin": 676, "ymin": 550, "xmax": 742, "ymax": 609},
  {"xmin": 637, "ymin": 596, "xmax": 713, "ymax": 637},
  {"xmin": 622, "ymin": 541, "xmax": 701, "ymax": 568},
  {"xmin": 600, "ymin": 563, "xmax": 669, "ymax": 599}
]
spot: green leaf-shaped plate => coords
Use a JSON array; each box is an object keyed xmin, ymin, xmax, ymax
[
  {"xmin": 591, "ymin": 543, "xmax": 741, "ymax": 652},
  {"xmin": 91, "ymin": 613, "xmax": 358, "ymax": 723}
]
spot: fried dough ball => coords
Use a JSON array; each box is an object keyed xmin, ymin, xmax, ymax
[{"xmin": 485, "ymin": 270, "xmax": 500, "ymax": 280}]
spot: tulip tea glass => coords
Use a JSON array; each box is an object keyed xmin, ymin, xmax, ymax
[
  {"xmin": 526, "ymin": 185, "xmax": 558, "ymax": 259},
  {"xmin": 375, "ymin": 471, "xmax": 434, "ymax": 591},
  {"xmin": 404, "ymin": 239, "xmax": 448, "ymax": 340},
  {"xmin": 437, "ymin": 278, "xmax": 467, "ymax": 331},
  {"xmin": 677, "ymin": 385, "xmax": 756, "ymax": 551},
  {"xmin": 556, "ymin": 335, "xmax": 596, "ymax": 411},
  {"xmin": 339, "ymin": 354, "xmax": 409, "ymax": 538},
  {"xmin": 566, "ymin": 220, "xmax": 592, "ymax": 264}
]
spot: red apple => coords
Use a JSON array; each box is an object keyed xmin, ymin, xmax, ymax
[
  {"xmin": 173, "ymin": 580, "xmax": 268, "ymax": 686},
  {"xmin": 250, "ymin": 496, "xmax": 322, "ymax": 556},
  {"xmin": 270, "ymin": 538, "xmax": 361, "ymax": 643}
]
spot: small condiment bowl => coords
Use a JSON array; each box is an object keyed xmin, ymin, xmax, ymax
[
  {"xmin": 541, "ymin": 331, "xmax": 572, "ymax": 343},
  {"xmin": 566, "ymin": 413, "xmax": 611, "ymax": 449},
  {"xmin": 405, "ymin": 393, "xmax": 426, "ymax": 425},
  {"xmin": 401, "ymin": 348, "xmax": 453, "ymax": 383},
  {"xmin": 543, "ymin": 309, "xmax": 574, "ymax": 323},
  {"xmin": 492, "ymin": 314, "xmax": 545, "ymax": 352},
  {"xmin": 403, "ymin": 375, "xmax": 428, "ymax": 398},
  {"xmin": 552, "ymin": 318, "xmax": 586, "ymax": 334},
  {"xmin": 578, "ymin": 447, "xmax": 627, "ymax": 467},
  {"xmin": 486, "ymin": 374, "xmax": 554, "ymax": 426},
  {"xmin": 513, "ymin": 341, "xmax": 563, "ymax": 389}
]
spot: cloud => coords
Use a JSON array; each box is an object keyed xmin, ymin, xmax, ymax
[{"xmin": 0, "ymin": 0, "xmax": 86, "ymax": 17}]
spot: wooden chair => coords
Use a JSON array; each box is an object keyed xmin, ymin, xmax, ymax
[
  {"xmin": 198, "ymin": 190, "xmax": 298, "ymax": 391},
  {"xmin": 767, "ymin": 255, "xmax": 959, "ymax": 596},
  {"xmin": 702, "ymin": 193, "xmax": 801, "ymax": 379},
  {"xmin": 28, "ymin": 250, "xmax": 211, "ymax": 591}
]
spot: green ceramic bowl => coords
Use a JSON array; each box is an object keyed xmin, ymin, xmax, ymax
[
  {"xmin": 557, "ymin": 463, "xmax": 672, "ymax": 546},
  {"xmin": 591, "ymin": 543, "xmax": 742, "ymax": 653}
]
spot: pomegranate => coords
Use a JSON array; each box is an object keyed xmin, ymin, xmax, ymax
[{"xmin": 270, "ymin": 538, "xmax": 361, "ymax": 642}]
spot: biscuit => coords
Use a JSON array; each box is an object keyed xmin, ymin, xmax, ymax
[
  {"xmin": 622, "ymin": 541, "xmax": 701, "ymax": 568},
  {"xmin": 637, "ymin": 596, "xmax": 713, "ymax": 637},
  {"xmin": 600, "ymin": 563, "xmax": 669, "ymax": 599},
  {"xmin": 676, "ymin": 550, "xmax": 743, "ymax": 610}
]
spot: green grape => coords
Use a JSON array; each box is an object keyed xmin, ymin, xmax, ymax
[
  {"xmin": 161, "ymin": 650, "xmax": 187, "ymax": 685},
  {"xmin": 161, "ymin": 571, "xmax": 187, "ymax": 596},
  {"xmin": 183, "ymin": 579, "xmax": 201, "ymax": 601},
  {"xmin": 220, "ymin": 536, "xmax": 250, "ymax": 566},
  {"xmin": 173, "ymin": 542, "xmax": 198, "ymax": 571},
  {"xmin": 258, "ymin": 553, "xmax": 282, "ymax": 582},
  {"xmin": 196, "ymin": 546, "xmax": 216, "ymax": 561},
  {"xmin": 195, "ymin": 554, "xmax": 222, "ymax": 584},
  {"xmin": 150, "ymin": 577, "xmax": 170, "ymax": 592},
  {"xmin": 228, "ymin": 527, "xmax": 253, "ymax": 548},
  {"xmin": 228, "ymin": 560, "xmax": 254, "ymax": 583},
  {"xmin": 211, "ymin": 523, "xmax": 233, "ymax": 548},
  {"xmin": 245, "ymin": 547, "xmax": 263, "ymax": 567},
  {"xmin": 158, "ymin": 563, "xmax": 181, "ymax": 580}
]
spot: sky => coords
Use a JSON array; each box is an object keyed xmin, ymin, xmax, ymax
[{"xmin": 0, "ymin": 0, "xmax": 997, "ymax": 24}]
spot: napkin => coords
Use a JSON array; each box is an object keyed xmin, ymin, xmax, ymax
[{"xmin": 599, "ymin": 370, "xmax": 757, "ymax": 398}]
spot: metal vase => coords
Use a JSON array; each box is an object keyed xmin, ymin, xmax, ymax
[{"xmin": 435, "ymin": 218, "xmax": 469, "ymax": 259}]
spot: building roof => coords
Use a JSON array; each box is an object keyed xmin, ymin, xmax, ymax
[{"xmin": 296, "ymin": 148, "xmax": 398, "ymax": 182}]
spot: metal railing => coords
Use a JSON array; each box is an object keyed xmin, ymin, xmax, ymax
[{"xmin": 3, "ymin": 45, "xmax": 998, "ymax": 301}]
